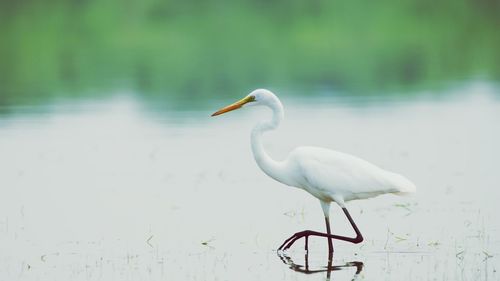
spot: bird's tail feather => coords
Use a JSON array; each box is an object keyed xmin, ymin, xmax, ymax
[{"xmin": 388, "ymin": 173, "xmax": 416, "ymax": 194}]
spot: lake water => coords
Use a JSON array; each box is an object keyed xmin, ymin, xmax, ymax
[{"xmin": 1, "ymin": 82, "xmax": 499, "ymax": 280}]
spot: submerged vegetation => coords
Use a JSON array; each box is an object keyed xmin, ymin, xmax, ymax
[{"xmin": 0, "ymin": 0, "xmax": 499, "ymax": 106}]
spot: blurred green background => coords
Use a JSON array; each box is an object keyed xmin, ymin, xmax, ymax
[{"xmin": 1, "ymin": 0, "xmax": 499, "ymax": 107}]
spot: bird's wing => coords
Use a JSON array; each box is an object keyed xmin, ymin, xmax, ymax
[{"xmin": 288, "ymin": 147, "xmax": 414, "ymax": 201}]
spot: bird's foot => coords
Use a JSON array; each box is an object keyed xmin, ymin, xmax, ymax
[
  {"xmin": 278, "ymin": 230, "xmax": 327, "ymax": 252},
  {"xmin": 278, "ymin": 227, "xmax": 363, "ymax": 252}
]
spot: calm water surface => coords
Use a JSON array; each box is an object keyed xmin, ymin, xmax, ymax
[{"xmin": 1, "ymin": 83, "xmax": 499, "ymax": 280}]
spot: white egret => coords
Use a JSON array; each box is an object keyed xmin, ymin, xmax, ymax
[{"xmin": 211, "ymin": 89, "xmax": 416, "ymax": 253}]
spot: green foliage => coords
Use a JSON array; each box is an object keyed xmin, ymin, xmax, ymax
[{"xmin": 0, "ymin": 0, "xmax": 499, "ymax": 106}]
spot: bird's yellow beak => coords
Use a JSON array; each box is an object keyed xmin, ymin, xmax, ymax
[{"xmin": 211, "ymin": 95, "xmax": 255, "ymax": 116}]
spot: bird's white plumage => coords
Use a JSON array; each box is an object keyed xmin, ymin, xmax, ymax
[{"xmin": 282, "ymin": 146, "xmax": 416, "ymax": 205}]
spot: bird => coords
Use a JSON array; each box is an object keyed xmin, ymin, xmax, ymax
[{"xmin": 211, "ymin": 89, "xmax": 416, "ymax": 253}]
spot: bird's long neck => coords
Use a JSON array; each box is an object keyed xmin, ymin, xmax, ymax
[{"xmin": 250, "ymin": 99, "xmax": 288, "ymax": 185}]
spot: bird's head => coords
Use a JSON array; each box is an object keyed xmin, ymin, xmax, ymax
[{"xmin": 211, "ymin": 89, "xmax": 278, "ymax": 116}]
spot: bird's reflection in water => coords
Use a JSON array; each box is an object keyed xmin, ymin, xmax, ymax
[{"xmin": 278, "ymin": 251, "xmax": 364, "ymax": 281}]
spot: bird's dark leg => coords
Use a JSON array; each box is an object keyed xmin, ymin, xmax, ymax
[
  {"xmin": 278, "ymin": 207, "xmax": 364, "ymax": 251},
  {"xmin": 340, "ymin": 207, "xmax": 364, "ymax": 244},
  {"xmin": 325, "ymin": 216, "xmax": 334, "ymax": 254}
]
